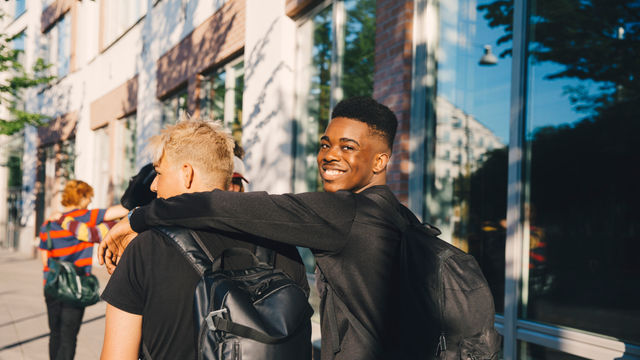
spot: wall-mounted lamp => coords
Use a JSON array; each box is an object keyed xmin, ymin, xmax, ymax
[{"xmin": 479, "ymin": 45, "xmax": 498, "ymax": 66}]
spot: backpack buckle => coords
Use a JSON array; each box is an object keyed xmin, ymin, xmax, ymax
[{"xmin": 205, "ymin": 308, "xmax": 228, "ymax": 331}]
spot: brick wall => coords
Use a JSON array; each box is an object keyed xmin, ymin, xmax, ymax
[{"xmin": 373, "ymin": 0, "xmax": 414, "ymax": 205}]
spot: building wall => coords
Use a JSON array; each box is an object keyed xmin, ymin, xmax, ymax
[
  {"xmin": 242, "ymin": 0, "xmax": 297, "ymax": 193},
  {"xmin": 374, "ymin": 0, "xmax": 414, "ymax": 205}
]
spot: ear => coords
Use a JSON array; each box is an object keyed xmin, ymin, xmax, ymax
[
  {"xmin": 182, "ymin": 163, "xmax": 194, "ymax": 189},
  {"xmin": 372, "ymin": 152, "xmax": 390, "ymax": 174}
]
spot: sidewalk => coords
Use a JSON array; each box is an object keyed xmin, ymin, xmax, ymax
[{"xmin": 0, "ymin": 248, "xmax": 110, "ymax": 360}]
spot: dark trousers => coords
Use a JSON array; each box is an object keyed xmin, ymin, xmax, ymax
[{"xmin": 45, "ymin": 294, "xmax": 85, "ymax": 360}]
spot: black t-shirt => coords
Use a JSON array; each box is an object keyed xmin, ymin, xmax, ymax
[{"xmin": 101, "ymin": 228, "xmax": 308, "ymax": 360}]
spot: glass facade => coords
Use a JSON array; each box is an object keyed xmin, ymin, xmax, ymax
[
  {"xmin": 199, "ymin": 59, "xmax": 244, "ymax": 145},
  {"xmin": 521, "ymin": 0, "xmax": 640, "ymax": 346},
  {"xmin": 161, "ymin": 86, "xmax": 188, "ymax": 126},
  {"xmin": 14, "ymin": 0, "xmax": 26, "ymax": 19},
  {"xmin": 295, "ymin": 0, "xmax": 376, "ymax": 193},
  {"xmin": 422, "ymin": 0, "xmax": 640, "ymax": 357},
  {"xmin": 56, "ymin": 14, "xmax": 70, "ymax": 78},
  {"xmin": 113, "ymin": 114, "xmax": 137, "ymax": 203},
  {"xmin": 428, "ymin": 0, "xmax": 512, "ymax": 314}
]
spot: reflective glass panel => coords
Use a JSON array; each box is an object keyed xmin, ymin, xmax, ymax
[
  {"xmin": 200, "ymin": 69, "xmax": 226, "ymax": 123},
  {"xmin": 57, "ymin": 15, "xmax": 70, "ymax": 77},
  {"xmin": 15, "ymin": 0, "xmax": 26, "ymax": 18},
  {"xmin": 296, "ymin": 0, "xmax": 376, "ymax": 193},
  {"xmin": 113, "ymin": 114, "xmax": 137, "ymax": 203},
  {"xmin": 231, "ymin": 61, "xmax": 244, "ymax": 145},
  {"xmin": 429, "ymin": 0, "xmax": 513, "ymax": 313},
  {"xmin": 342, "ymin": 0, "xmax": 375, "ymax": 99},
  {"xmin": 161, "ymin": 87, "xmax": 188, "ymax": 126},
  {"xmin": 522, "ymin": 0, "xmax": 640, "ymax": 345},
  {"xmin": 302, "ymin": 3, "xmax": 333, "ymax": 192}
]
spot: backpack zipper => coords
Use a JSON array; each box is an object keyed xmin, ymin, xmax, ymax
[
  {"xmin": 436, "ymin": 333, "xmax": 447, "ymax": 357},
  {"xmin": 436, "ymin": 250, "xmax": 449, "ymax": 358}
]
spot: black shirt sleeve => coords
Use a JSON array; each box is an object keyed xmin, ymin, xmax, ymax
[
  {"xmin": 101, "ymin": 232, "xmax": 152, "ymax": 314},
  {"xmin": 130, "ymin": 190, "xmax": 357, "ymax": 253}
]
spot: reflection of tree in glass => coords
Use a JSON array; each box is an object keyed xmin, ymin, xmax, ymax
[
  {"xmin": 478, "ymin": 0, "xmax": 640, "ymax": 115},
  {"xmin": 311, "ymin": 7, "xmax": 332, "ymax": 134},
  {"xmin": 233, "ymin": 67, "xmax": 244, "ymax": 145},
  {"xmin": 343, "ymin": 0, "xmax": 375, "ymax": 99},
  {"xmin": 308, "ymin": 7, "xmax": 333, "ymax": 192},
  {"xmin": 469, "ymin": 0, "xmax": 640, "ymax": 334}
]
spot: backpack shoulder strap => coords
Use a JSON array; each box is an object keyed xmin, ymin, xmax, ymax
[
  {"xmin": 254, "ymin": 245, "xmax": 276, "ymax": 266},
  {"xmin": 364, "ymin": 191, "xmax": 443, "ymax": 237},
  {"xmin": 363, "ymin": 191, "xmax": 413, "ymax": 230},
  {"xmin": 153, "ymin": 226, "xmax": 214, "ymax": 277}
]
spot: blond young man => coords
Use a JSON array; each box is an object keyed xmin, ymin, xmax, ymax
[{"xmin": 99, "ymin": 119, "xmax": 308, "ymax": 360}]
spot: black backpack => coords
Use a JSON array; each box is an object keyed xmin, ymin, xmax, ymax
[
  {"xmin": 363, "ymin": 193, "xmax": 501, "ymax": 359},
  {"xmin": 147, "ymin": 227, "xmax": 313, "ymax": 360}
]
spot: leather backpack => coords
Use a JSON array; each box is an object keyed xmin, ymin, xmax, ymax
[{"xmin": 146, "ymin": 226, "xmax": 313, "ymax": 360}]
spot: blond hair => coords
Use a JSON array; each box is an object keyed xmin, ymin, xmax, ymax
[
  {"xmin": 148, "ymin": 118, "xmax": 235, "ymax": 189},
  {"xmin": 61, "ymin": 180, "xmax": 94, "ymax": 207}
]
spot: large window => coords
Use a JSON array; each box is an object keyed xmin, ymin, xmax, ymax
[
  {"xmin": 453, "ymin": 0, "xmax": 640, "ymax": 357},
  {"xmin": 43, "ymin": 13, "xmax": 71, "ymax": 78},
  {"xmin": 14, "ymin": 0, "xmax": 26, "ymax": 19},
  {"xmin": 295, "ymin": 0, "xmax": 376, "ymax": 193},
  {"xmin": 520, "ymin": 0, "xmax": 640, "ymax": 347},
  {"xmin": 92, "ymin": 127, "xmax": 111, "ymax": 207},
  {"xmin": 35, "ymin": 139, "xmax": 75, "ymax": 228},
  {"xmin": 113, "ymin": 113, "xmax": 137, "ymax": 203},
  {"xmin": 161, "ymin": 86, "xmax": 188, "ymax": 126},
  {"xmin": 425, "ymin": 0, "xmax": 512, "ymax": 315},
  {"xmin": 103, "ymin": 0, "xmax": 147, "ymax": 47},
  {"xmin": 199, "ymin": 59, "xmax": 244, "ymax": 145}
]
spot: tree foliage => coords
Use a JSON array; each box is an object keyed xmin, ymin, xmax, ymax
[
  {"xmin": 0, "ymin": 11, "xmax": 55, "ymax": 135},
  {"xmin": 477, "ymin": 0, "xmax": 640, "ymax": 115}
]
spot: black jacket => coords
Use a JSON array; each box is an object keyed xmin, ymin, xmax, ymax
[{"xmin": 130, "ymin": 186, "xmax": 405, "ymax": 360}]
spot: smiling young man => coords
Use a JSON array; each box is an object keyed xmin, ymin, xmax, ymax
[
  {"xmin": 99, "ymin": 119, "xmax": 308, "ymax": 360},
  {"xmin": 100, "ymin": 97, "xmax": 411, "ymax": 359}
]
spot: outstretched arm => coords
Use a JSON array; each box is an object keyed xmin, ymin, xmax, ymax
[
  {"xmin": 131, "ymin": 190, "xmax": 355, "ymax": 250},
  {"xmin": 57, "ymin": 207, "xmax": 122, "ymax": 243},
  {"xmin": 98, "ymin": 190, "xmax": 356, "ymax": 271}
]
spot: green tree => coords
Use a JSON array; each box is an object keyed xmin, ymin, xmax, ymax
[
  {"xmin": 343, "ymin": 0, "xmax": 376, "ymax": 99},
  {"xmin": 477, "ymin": 0, "xmax": 640, "ymax": 115},
  {"xmin": 0, "ymin": 11, "xmax": 55, "ymax": 135}
]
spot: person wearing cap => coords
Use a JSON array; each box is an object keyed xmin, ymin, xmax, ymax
[{"xmin": 229, "ymin": 156, "xmax": 249, "ymax": 192}]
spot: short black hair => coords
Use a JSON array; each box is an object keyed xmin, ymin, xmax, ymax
[{"xmin": 331, "ymin": 96, "xmax": 398, "ymax": 150}]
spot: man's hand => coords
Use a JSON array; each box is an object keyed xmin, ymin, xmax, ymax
[{"xmin": 99, "ymin": 218, "xmax": 138, "ymax": 274}]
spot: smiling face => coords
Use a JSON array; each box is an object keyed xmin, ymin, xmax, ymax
[{"xmin": 317, "ymin": 117, "xmax": 390, "ymax": 193}]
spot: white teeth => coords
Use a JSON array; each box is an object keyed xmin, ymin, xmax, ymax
[{"xmin": 325, "ymin": 169, "xmax": 344, "ymax": 176}]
